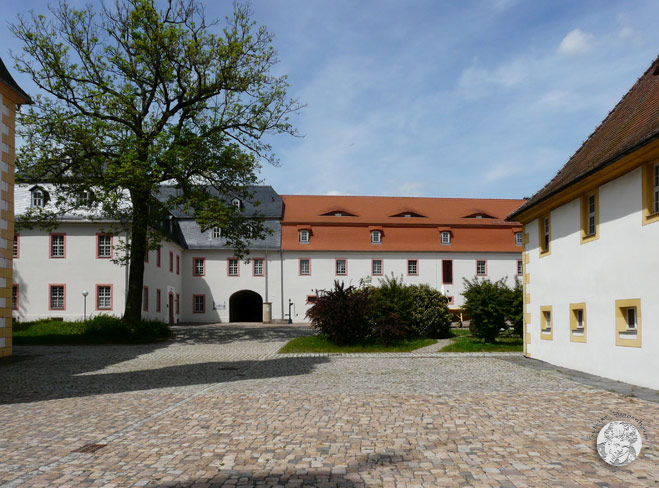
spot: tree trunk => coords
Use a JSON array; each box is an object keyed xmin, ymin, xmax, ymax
[{"xmin": 123, "ymin": 191, "xmax": 149, "ymax": 322}]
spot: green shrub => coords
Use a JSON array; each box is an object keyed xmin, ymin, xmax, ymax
[
  {"xmin": 84, "ymin": 315, "xmax": 172, "ymax": 342},
  {"xmin": 409, "ymin": 284, "xmax": 452, "ymax": 338},
  {"xmin": 305, "ymin": 281, "xmax": 373, "ymax": 345},
  {"xmin": 504, "ymin": 278, "xmax": 524, "ymax": 337},
  {"xmin": 371, "ymin": 274, "xmax": 413, "ymax": 339},
  {"xmin": 462, "ymin": 278, "xmax": 509, "ymax": 343}
]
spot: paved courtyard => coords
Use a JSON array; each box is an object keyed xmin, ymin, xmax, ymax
[{"xmin": 0, "ymin": 324, "xmax": 657, "ymax": 487}]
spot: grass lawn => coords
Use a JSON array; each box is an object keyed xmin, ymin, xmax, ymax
[
  {"xmin": 440, "ymin": 328, "xmax": 523, "ymax": 352},
  {"xmin": 13, "ymin": 317, "xmax": 172, "ymax": 345},
  {"xmin": 279, "ymin": 335, "xmax": 437, "ymax": 353}
]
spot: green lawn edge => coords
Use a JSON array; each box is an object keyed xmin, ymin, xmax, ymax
[
  {"xmin": 279, "ymin": 335, "xmax": 437, "ymax": 353},
  {"xmin": 440, "ymin": 329, "xmax": 523, "ymax": 352}
]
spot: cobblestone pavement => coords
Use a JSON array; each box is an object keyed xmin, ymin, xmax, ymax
[{"xmin": 0, "ymin": 323, "xmax": 657, "ymax": 487}]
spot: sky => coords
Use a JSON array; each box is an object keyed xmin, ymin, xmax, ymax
[{"xmin": 2, "ymin": 0, "xmax": 659, "ymax": 199}]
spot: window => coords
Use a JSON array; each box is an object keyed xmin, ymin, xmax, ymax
[
  {"xmin": 447, "ymin": 296, "xmax": 454, "ymax": 305},
  {"xmin": 50, "ymin": 234, "xmax": 65, "ymax": 258},
  {"xmin": 299, "ymin": 259, "xmax": 310, "ymax": 276},
  {"xmin": 517, "ymin": 259, "xmax": 523, "ymax": 276},
  {"xmin": 143, "ymin": 286, "xmax": 149, "ymax": 311},
  {"xmin": 616, "ymin": 299, "xmax": 642, "ymax": 347},
  {"xmin": 13, "ymin": 233, "xmax": 18, "ymax": 258},
  {"xmin": 581, "ymin": 191, "xmax": 599, "ymax": 243},
  {"xmin": 441, "ymin": 231, "xmax": 451, "ymax": 245},
  {"xmin": 476, "ymin": 260, "xmax": 487, "ymax": 276},
  {"xmin": 49, "ymin": 285, "xmax": 65, "ymax": 310},
  {"xmin": 569, "ymin": 303, "xmax": 586, "ymax": 343},
  {"xmin": 407, "ymin": 259, "xmax": 418, "ymax": 276},
  {"xmin": 253, "ymin": 258, "xmax": 264, "ymax": 276},
  {"xmin": 371, "ymin": 231, "xmax": 381, "ymax": 244},
  {"xmin": 336, "ymin": 259, "xmax": 347, "ymax": 276},
  {"xmin": 31, "ymin": 189, "xmax": 45, "ymax": 207},
  {"xmin": 176, "ymin": 255, "xmax": 180, "ymax": 275},
  {"xmin": 442, "ymin": 260, "xmax": 453, "ymax": 284},
  {"xmin": 642, "ymin": 162, "xmax": 659, "ymax": 224},
  {"xmin": 12, "ymin": 284, "xmax": 18, "ymax": 311},
  {"xmin": 515, "ymin": 232, "xmax": 523, "ymax": 246},
  {"xmin": 97, "ymin": 234, "xmax": 112, "ymax": 258},
  {"xmin": 176, "ymin": 293, "xmax": 180, "ymax": 314},
  {"xmin": 306, "ymin": 295, "xmax": 318, "ymax": 304},
  {"xmin": 193, "ymin": 257, "xmax": 205, "ymax": 276},
  {"xmin": 156, "ymin": 248, "xmax": 161, "ymax": 267},
  {"xmin": 212, "ymin": 227, "xmax": 222, "ymax": 238},
  {"xmin": 232, "ymin": 198, "xmax": 241, "ymax": 209},
  {"xmin": 372, "ymin": 259, "xmax": 383, "ymax": 276},
  {"xmin": 169, "ymin": 251, "xmax": 174, "ymax": 272},
  {"xmin": 540, "ymin": 306, "xmax": 552, "ymax": 340},
  {"xmin": 299, "ymin": 229, "xmax": 310, "ymax": 243},
  {"xmin": 96, "ymin": 285, "xmax": 112, "ymax": 310},
  {"xmin": 539, "ymin": 215, "xmax": 551, "ymax": 255},
  {"xmin": 156, "ymin": 289, "xmax": 161, "ymax": 313},
  {"xmin": 193, "ymin": 294, "xmax": 206, "ymax": 313},
  {"xmin": 228, "ymin": 258, "xmax": 240, "ymax": 276}
]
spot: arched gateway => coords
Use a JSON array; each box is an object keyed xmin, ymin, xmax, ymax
[{"xmin": 229, "ymin": 290, "xmax": 263, "ymax": 322}]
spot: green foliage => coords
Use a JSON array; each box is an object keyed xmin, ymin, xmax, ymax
[
  {"xmin": 504, "ymin": 278, "xmax": 524, "ymax": 336},
  {"xmin": 305, "ymin": 281, "xmax": 373, "ymax": 345},
  {"xmin": 462, "ymin": 278, "xmax": 510, "ymax": 343},
  {"xmin": 371, "ymin": 274, "xmax": 413, "ymax": 342},
  {"xmin": 14, "ymin": 316, "xmax": 172, "ymax": 344},
  {"xmin": 408, "ymin": 284, "xmax": 452, "ymax": 338},
  {"xmin": 11, "ymin": 0, "xmax": 301, "ymax": 320},
  {"xmin": 440, "ymin": 330, "xmax": 523, "ymax": 352},
  {"xmin": 279, "ymin": 335, "xmax": 436, "ymax": 354}
]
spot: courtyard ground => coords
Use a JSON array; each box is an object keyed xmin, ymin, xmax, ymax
[{"xmin": 0, "ymin": 323, "xmax": 656, "ymax": 487}]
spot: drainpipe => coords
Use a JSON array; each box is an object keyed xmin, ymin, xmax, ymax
[
  {"xmin": 280, "ymin": 249, "xmax": 285, "ymax": 320},
  {"xmin": 124, "ymin": 234, "xmax": 131, "ymax": 311},
  {"xmin": 264, "ymin": 250, "xmax": 268, "ymax": 302}
]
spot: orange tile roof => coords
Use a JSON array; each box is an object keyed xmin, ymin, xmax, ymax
[
  {"xmin": 509, "ymin": 55, "xmax": 659, "ymax": 220},
  {"xmin": 282, "ymin": 195, "xmax": 524, "ymax": 252}
]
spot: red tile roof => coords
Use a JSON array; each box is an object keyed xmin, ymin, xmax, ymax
[
  {"xmin": 509, "ymin": 55, "xmax": 659, "ymax": 220},
  {"xmin": 282, "ymin": 195, "xmax": 524, "ymax": 252}
]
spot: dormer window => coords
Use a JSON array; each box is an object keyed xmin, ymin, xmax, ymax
[
  {"xmin": 390, "ymin": 211, "xmax": 426, "ymax": 218},
  {"xmin": 441, "ymin": 232, "xmax": 451, "ymax": 245},
  {"xmin": 515, "ymin": 232, "xmax": 523, "ymax": 246},
  {"xmin": 299, "ymin": 229, "xmax": 310, "ymax": 244},
  {"xmin": 212, "ymin": 227, "xmax": 221, "ymax": 238},
  {"xmin": 232, "ymin": 198, "xmax": 241, "ymax": 209},
  {"xmin": 464, "ymin": 212, "xmax": 495, "ymax": 219},
  {"xmin": 371, "ymin": 230, "xmax": 382, "ymax": 244},
  {"xmin": 31, "ymin": 188, "xmax": 47, "ymax": 207}
]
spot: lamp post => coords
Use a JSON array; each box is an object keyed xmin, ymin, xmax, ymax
[{"xmin": 82, "ymin": 291, "xmax": 89, "ymax": 321}]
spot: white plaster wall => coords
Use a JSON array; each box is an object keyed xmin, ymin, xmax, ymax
[
  {"xmin": 282, "ymin": 251, "xmax": 521, "ymax": 321},
  {"xmin": 525, "ymin": 167, "xmax": 659, "ymax": 389},
  {"xmin": 0, "ymin": 91, "xmax": 8, "ymax": 347},
  {"xmin": 142, "ymin": 240, "xmax": 184, "ymax": 322},
  {"xmin": 13, "ymin": 224, "xmax": 128, "ymax": 321},
  {"xmin": 181, "ymin": 250, "xmax": 283, "ymax": 322}
]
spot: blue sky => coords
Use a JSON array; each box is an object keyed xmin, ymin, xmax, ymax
[{"xmin": 2, "ymin": 0, "xmax": 659, "ymax": 199}]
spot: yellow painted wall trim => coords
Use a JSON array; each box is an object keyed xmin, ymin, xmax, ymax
[{"xmin": 615, "ymin": 298, "xmax": 642, "ymax": 348}]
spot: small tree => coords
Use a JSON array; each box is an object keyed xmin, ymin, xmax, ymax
[
  {"xmin": 504, "ymin": 278, "xmax": 524, "ymax": 337},
  {"xmin": 12, "ymin": 0, "xmax": 302, "ymax": 322},
  {"xmin": 305, "ymin": 281, "xmax": 373, "ymax": 345},
  {"xmin": 462, "ymin": 278, "xmax": 509, "ymax": 343},
  {"xmin": 409, "ymin": 284, "xmax": 452, "ymax": 338},
  {"xmin": 371, "ymin": 274, "xmax": 414, "ymax": 339}
]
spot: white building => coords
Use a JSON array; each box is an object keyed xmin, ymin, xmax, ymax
[
  {"xmin": 13, "ymin": 186, "xmax": 525, "ymax": 325},
  {"xmin": 509, "ymin": 55, "xmax": 659, "ymax": 390}
]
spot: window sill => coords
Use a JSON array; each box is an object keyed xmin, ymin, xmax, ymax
[
  {"xmin": 618, "ymin": 330, "xmax": 638, "ymax": 338},
  {"xmin": 541, "ymin": 328, "xmax": 552, "ymax": 334},
  {"xmin": 572, "ymin": 330, "xmax": 584, "ymax": 337}
]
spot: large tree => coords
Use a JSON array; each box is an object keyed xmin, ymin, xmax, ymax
[{"xmin": 12, "ymin": 0, "xmax": 301, "ymax": 321}]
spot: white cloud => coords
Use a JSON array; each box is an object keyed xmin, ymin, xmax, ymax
[
  {"xmin": 558, "ymin": 29, "xmax": 595, "ymax": 54},
  {"xmin": 325, "ymin": 190, "xmax": 349, "ymax": 196}
]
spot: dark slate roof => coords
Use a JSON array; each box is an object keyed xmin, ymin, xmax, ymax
[
  {"xmin": 156, "ymin": 185, "xmax": 283, "ymax": 219},
  {"xmin": 0, "ymin": 57, "xmax": 32, "ymax": 104},
  {"xmin": 177, "ymin": 219, "xmax": 281, "ymax": 250},
  {"xmin": 509, "ymin": 55, "xmax": 659, "ymax": 220}
]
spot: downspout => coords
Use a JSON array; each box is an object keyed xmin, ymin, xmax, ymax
[
  {"xmin": 264, "ymin": 250, "xmax": 268, "ymax": 302},
  {"xmin": 280, "ymin": 249, "xmax": 285, "ymax": 320},
  {"xmin": 124, "ymin": 233, "xmax": 131, "ymax": 311}
]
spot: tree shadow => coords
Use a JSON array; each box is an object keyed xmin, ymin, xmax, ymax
[{"xmin": 172, "ymin": 324, "xmax": 314, "ymax": 345}]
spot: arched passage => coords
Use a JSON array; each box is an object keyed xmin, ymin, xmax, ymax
[{"xmin": 229, "ymin": 290, "xmax": 263, "ymax": 322}]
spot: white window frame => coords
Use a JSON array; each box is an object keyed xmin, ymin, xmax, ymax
[
  {"xmin": 515, "ymin": 232, "xmax": 523, "ymax": 246},
  {"xmin": 543, "ymin": 310, "xmax": 552, "ymax": 332},
  {"xmin": 407, "ymin": 259, "xmax": 418, "ymax": 275},
  {"xmin": 336, "ymin": 259, "xmax": 347, "ymax": 275},
  {"xmin": 441, "ymin": 232, "xmax": 451, "ymax": 245},
  {"xmin": 372, "ymin": 259, "xmax": 382, "ymax": 275},
  {"xmin": 98, "ymin": 235, "xmax": 112, "ymax": 258},
  {"xmin": 13, "ymin": 233, "xmax": 18, "ymax": 258},
  {"xmin": 299, "ymin": 229, "xmax": 310, "ymax": 244},
  {"xmin": 517, "ymin": 259, "xmax": 523, "ymax": 276},
  {"xmin": 587, "ymin": 194, "xmax": 597, "ymax": 236},
  {"xmin": 51, "ymin": 235, "xmax": 65, "ymax": 258},
  {"xmin": 50, "ymin": 286, "xmax": 65, "ymax": 310},
  {"xmin": 97, "ymin": 286, "xmax": 112, "ymax": 310},
  {"xmin": 31, "ymin": 190, "xmax": 44, "ymax": 207},
  {"xmin": 232, "ymin": 198, "xmax": 241, "ymax": 209},
  {"xmin": 253, "ymin": 259, "xmax": 264, "ymax": 276},
  {"xmin": 212, "ymin": 227, "xmax": 222, "ymax": 239},
  {"xmin": 194, "ymin": 295, "xmax": 205, "ymax": 313},
  {"xmin": 193, "ymin": 258, "xmax": 205, "ymax": 276},
  {"xmin": 476, "ymin": 260, "xmax": 486, "ymax": 276},
  {"xmin": 576, "ymin": 309, "xmax": 584, "ymax": 330},
  {"xmin": 543, "ymin": 216, "xmax": 550, "ymax": 252},
  {"xmin": 228, "ymin": 259, "xmax": 239, "ymax": 276},
  {"xmin": 371, "ymin": 230, "xmax": 381, "ymax": 244}
]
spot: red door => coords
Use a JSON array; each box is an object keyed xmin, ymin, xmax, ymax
[{"xmin": 168, "ymin": 293, "xmax": 174, "ymax": 324}]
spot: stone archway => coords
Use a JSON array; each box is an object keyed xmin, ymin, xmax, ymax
[{"xmin": 229, "ymin": 290, "xmax": 263, "ymax": 322}]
